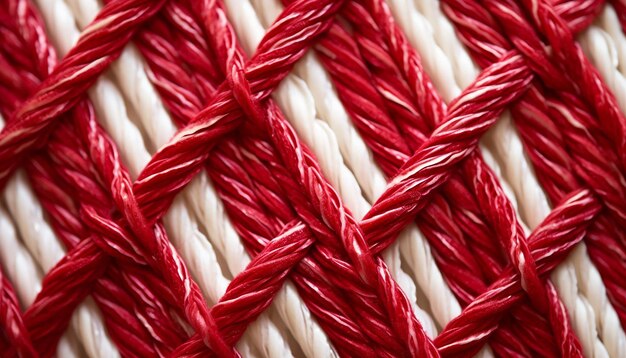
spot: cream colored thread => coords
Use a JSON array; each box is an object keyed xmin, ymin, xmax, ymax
[
  {"xmin": 0, "ymin": 200, "xmax": 85, "ymax": 358},
  {"xmin": 0, "ymin": 204, "xmax": 42, "ymax": 307},
  {"xmin": 576, "ymin": 5, "xmax": 626, "ymax": 357}
]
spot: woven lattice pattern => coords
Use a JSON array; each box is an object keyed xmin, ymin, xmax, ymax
[{"xmin": 1, "ymin": 0, "xmax": 626, "ymax": 356}]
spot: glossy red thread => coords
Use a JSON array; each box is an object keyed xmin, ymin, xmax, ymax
[{"xmin": 0, "ymin": 0, "xmax": 623, "ymax": 356}]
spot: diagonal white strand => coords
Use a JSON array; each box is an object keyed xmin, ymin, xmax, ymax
[
  {"xmin": 3, "ymin": 170, "xmax": 118, "ymax": 358},
  {"xmin": 0, "ymin": 102, "xmax": 115, "ymax": 357},
  {"xmin": 0, "ymin": 204, "xmax": 42, "ymax": 307},
  {"xmin": 237, "ymin": 0, "xmax": 448, "ymax": 340},
  {"xmin": 0, "ymin": 202, "xmax": 85, "ymax": 358},
  {"xmin": 58, "ymin": 1, "xmax": 296, "ymax": 356},
  {"xmin": 56, "ymin": 331, "xmax": 87, "ymax": 358},
  {"xmin": 585, "ymin": 7, "xmax": 626, "ymax": 117},
  {"xmin": 385, "ymin": 0, "xmax": 625, "ymax": 356},
  {"xmin": 577, "ymin": 6, "xmax": 626, "ymax": 357}
]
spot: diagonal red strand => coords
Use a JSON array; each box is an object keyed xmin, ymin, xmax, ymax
[
  {"xmin": 0, "ymin": 0, "xmax": 166, "ymax": 188},
  {"xmin": 434, "ymin": 189, "xmax": 601, "ymax": 355}
]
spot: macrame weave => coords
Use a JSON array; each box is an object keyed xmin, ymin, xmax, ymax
[{"xmin": 0, "ymin": 0, "xmax": 625, "ymax": 356}]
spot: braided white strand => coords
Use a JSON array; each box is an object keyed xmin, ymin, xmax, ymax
[
  {"xmin": 0, "ymin": 204, "xmax": 42, "ymax": 307},
  {"xmin": 598, "ymin": 6, "xmax": 626, "ymax": 74},
  {"xmin": 584, "ymin": 8, "xmax": 626, "ymax": 117},
  {"xmin": 3, "ymin": 170, "xmax": 118, "ymax": 358},
  {"xmin": 89, "ymin": 76, "xmax": 152, "ymax": 178},
  {"xmin": 577, "ymin": 6, "xmax": 626, "ymax": 356}
]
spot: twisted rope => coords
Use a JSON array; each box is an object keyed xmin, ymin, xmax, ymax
[
  {"xmin": 135, "ymin": 0, "xmax": 604, "ymax": 356},
  {"xmin": 0, "ymin": 0, "xmax": 624, "ymax": 355}
]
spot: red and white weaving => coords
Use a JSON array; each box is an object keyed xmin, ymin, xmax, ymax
[{"xmin": 1, "ymin": 0, "xmax": 625, "ymax": 356}]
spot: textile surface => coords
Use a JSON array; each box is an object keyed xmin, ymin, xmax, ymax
[{"xmin": 0, "ymin": 0, "xmax": 626, "ymax": 356}]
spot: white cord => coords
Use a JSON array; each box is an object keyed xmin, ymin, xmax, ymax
[
  {"xmin": 2, "ymin": 169, "xmax": 118, "ymax": 358},
  {"xmin": 584, "ymin": 8, "xmax": 626, "ymax": 118},
  {"xmin": 576, "ymin": 6, "xmax": 626, "ymax": 357},
  {"xmin": 0, "ymin": 202, "xmax": 42, "ymax": 307},
  {"xmin": 385, "ymin": 0, "xmax": 624, "ymax": 356},
  {"xmin": 56, "ymin": 330, "xmax": 87, "ymax": 358},
  {"xmin": 0, "ymin": 199, "xmax": 86, "ymax": 358}
]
